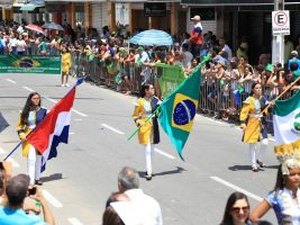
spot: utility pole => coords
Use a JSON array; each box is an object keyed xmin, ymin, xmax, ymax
[{"xmin": 272, "ymin": 0, "xmax": 285, "ymax": 65}]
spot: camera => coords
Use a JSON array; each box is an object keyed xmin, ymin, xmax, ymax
[{"xmin": 28, "ymin": 187, "xmax": 37, "ymax": 196}]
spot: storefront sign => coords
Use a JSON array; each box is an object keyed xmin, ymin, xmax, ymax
[
  {"xmin": 0, "ymin": 55, "xmax": 61, "ymax": 74},
  {"xmin": 144, "ymin": 3, "xmax": 166, "ymax": 17}
]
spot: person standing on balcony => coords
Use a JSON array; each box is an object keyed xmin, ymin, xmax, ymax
[{"xmin": 189, "ymin": 15, "xmax": 203, "ymax": 59}]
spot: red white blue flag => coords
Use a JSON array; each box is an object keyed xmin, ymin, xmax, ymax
[{"xmin": 27, "ymin": 78, "xmax": 83, "ymax": 172}]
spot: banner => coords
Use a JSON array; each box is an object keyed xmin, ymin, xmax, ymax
[
  {"xmin": 0, "ymin": 55, "xmax": 61, "ymax": 74},
  {"xmin": 156, "ymin": 63, "xmax": 185, "ymax": 98}
]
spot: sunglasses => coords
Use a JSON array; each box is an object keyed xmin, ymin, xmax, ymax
[{"xmin": 231, "ymin": 206, "xmax": 249, "ymax": 214}]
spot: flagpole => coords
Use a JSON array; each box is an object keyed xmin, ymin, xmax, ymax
[
  {"xmin": 244, "ymin": 75, "xmax": 300, "ymax": 142},
  {"xmin": 127, "ymin": 107, "xmax": 160, "ymax": 141},
  {"xmin": 127, "ymin": 54, "xmax": 211, "ymax": 141},
  {"xmin": 261, "ymin": 75, "xmax": 300, "ymax": 115},
  {"xmin": 2, "ymin": 141, "xmax": 22, "ymax": 161}
]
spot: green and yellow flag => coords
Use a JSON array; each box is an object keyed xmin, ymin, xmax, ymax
[{"xmin": 158, "ymin": 66, "xmax": 201, "ymax": 159}]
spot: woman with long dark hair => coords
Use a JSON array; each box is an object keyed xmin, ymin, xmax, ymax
[
  {"xmin": 16, "ymin": 92, "xmax": 47, "ymax": 186},
  {"xmin": 240, "ymin": 82, "xmax": 269, "ymax": 172},
  {"xmin": 250, "ymin": 158, "xmax": 300, "ymax": 224},
  {"xmin": 132, "ymin": 83, "xmax": 161, "ymax": 180},
  {"xmin": 61, "ymin": 44, "xmax": 72, "ymax": 87},
  {"xmin": 220, "ymin": 192, "xmax": 251, "ymax": 225}
]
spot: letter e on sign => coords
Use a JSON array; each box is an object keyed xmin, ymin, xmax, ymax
[{"xmin": 272, "ymin": 10, "xmax": 290, "ymax": 36}]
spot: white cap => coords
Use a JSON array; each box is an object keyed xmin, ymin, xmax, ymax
[
  {"xmin": 191, "ymin": 15, "xmax": 201, "ymax": 21},
  {"xmin": 291, "ymin": 50, "xmax": 298, "ymax": 56}
]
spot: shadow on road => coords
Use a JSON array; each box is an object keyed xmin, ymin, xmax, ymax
[
  {"xmin": 138, "ymin": 166, "xmax": 186, "ymax": 178},
  {"xmin": 228, "ymin": 165, "xmax": 252, "ymax": 171},
  {"xmin": 41, "ymin": 173, "xmax": 64, "ymax": 183},
  {"xmin": 229, "ymin": 164, "xmax": 279, "ymax": 171}
]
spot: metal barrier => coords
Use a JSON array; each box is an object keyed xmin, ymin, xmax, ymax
[{"xmin": 71, "ymin": 54, "xmax": 278, "ymax": 132}]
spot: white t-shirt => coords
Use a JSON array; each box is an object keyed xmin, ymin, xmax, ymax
[
  {"xmin": 124, "ymin": 189, "xmax": 163, "ymax": 225},
  {"xmin": 16, "ymin": 40, "xmax": 27, "ymax": 52},
  {"xmin": 182, "ymin": 51, "xmax": 193, "ymax": 69},
  {"xmin": 221, "ymin": 44, "xmax": 232, "ymax": 60}
]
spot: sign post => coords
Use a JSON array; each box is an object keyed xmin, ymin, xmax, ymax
[{"xmin": 271, "ymin": 0, "xmax": 288, "ymax": 66}]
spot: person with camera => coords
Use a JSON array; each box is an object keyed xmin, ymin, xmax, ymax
[{"xmin": 0, "ymin": 174, "xmax": 55, "ymax": 225}]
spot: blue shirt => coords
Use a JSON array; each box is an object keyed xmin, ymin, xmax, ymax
[
  {"xmin": 0, "ymin": 206, "xmax": 47, "ymax": 225},
  {"xmin": 288, "ymin": 57, "xmax": 300, "ymax": 71}
]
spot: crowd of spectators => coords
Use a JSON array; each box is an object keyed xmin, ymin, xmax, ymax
[{"xmin": 1, "ymin": 19, "xmax": 300, "ymax": 122}]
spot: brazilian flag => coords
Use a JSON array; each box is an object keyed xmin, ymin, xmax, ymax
[{"xmin": 159, "ymin": 67, "xmax": 201, "ymax": 159}]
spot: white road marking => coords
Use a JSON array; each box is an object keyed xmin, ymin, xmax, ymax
[
  {"xmin": 6, "ymin": 79, "xmax": 16, "ymax": 84},
  {"xmin": 208, "ymin": 118, "xmax": 226, "ymax": 125},
  {"xmin": 101, "ymin": 123, "xmax": 125, "ymax": 135},
  {"xmin": 211, "ymin": 176, "xmax": 263, "ymax": 202},
  {"xmin": 70, "ymin": 132, "xmax": 75, "ymax": 135},
  {"xmin": 44, "ymin": 96, "xmax": 88, "ymax": 117},
  {"xmin": 22, "ymin": 86, "xmax": 35, "ymax": 92},
  {"xmin": 44, "ymin": 96, "xmax": 57, "ymax": 104},
  {"xmin": 269, "ymin": 137, "xmax": 275, "ymax": 142},
  {"xmin": 22, "ymin": 88, "xmax": 87, "ymax": 117},
  {"xmin": 154, "ymin": 148, "xmax": 175, "ymax": 160},
  {"xmin": 71, "ymin": 108, "xmax": 88, "ymax": 117},
  {"xmin": 68, "ymin": 218, "xmax": 84, "ymax": 225},
  {"xmin": 42, "ymin": 190, "xmax": 63, "ymax": 208}
]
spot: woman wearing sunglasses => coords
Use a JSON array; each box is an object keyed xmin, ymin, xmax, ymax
[
  {"xmin": 250, "ymin": 157, "xmax": 300, "ymax": 225},
  {"xmin": 220, "ymin": 192, "xmax": 251, "ymax": 225}
]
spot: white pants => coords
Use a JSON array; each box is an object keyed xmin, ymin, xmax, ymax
[
  {"xmin": 27, "ymin": 145, "xmax": 42, "ymax": 185},
  {"xmin": 248, "ymin": 139, "xmax": 268, "ymax": 166},
  {"xmin": 144, "ymin": 142, "xmax": 155, "ymax": 175}
]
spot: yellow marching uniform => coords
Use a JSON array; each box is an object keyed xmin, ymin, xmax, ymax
[
  {"xmin": 240, "ymin": 96, "xmax": 268, "ymax": 143},
  {"xmin": 16, "ymin": 108, "xmax": 47, "ymax": 157},
  {"xmin": 132, "ymin": 97, "xmax": 160, "ymax": 145},
  {"xmin": 61, "ymin": 52, "xmax": 72, "ymax": 73},
  {"xmin": 16, "ymin": 116, "xmax": 32, "ymax": 157}
]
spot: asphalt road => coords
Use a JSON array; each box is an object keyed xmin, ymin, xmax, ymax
[{"xmin": 0, "ymin": 74, "xmax": 279, "ymax": 225}]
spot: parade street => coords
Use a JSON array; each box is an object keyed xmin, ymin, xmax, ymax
[{"xmin": 0, "ymin": 74, "xmax": 279, "ymax": 225}]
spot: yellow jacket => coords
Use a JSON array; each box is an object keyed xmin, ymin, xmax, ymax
[
  {"xmin": 132, "ymin": 98, "xmax": 153, "ymax": 145},
  {"xmin": 240, "ymin": 96, "xmax": 266, "ymax": 143},
  {"xmin": 16, "ymin": 108, "xmax": 47, "ymax": 157},
  {"xmin": 132, "ymin": 97, "xmax": 160, "ymax": 145},
  {"xmin": 61, "ymin": 52, "xmax": 72, "ymax": 73}
]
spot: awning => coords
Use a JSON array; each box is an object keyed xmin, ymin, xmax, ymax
[
  {"xmin": 45, "ymin": 0, "xmax": 106, "ymax": 2},
  {"xmin": 181, "ymin": 0, "xmax": 300, "ymax": 6},
  {"xmin": 112, "ymin": 0, "xmax": 180, "ymax": 2},
  {"xmin": 20, "ymin": 3, "xmax": 44, "ymax": 11}
]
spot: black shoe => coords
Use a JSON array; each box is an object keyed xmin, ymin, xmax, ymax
[
  {"xmin": 252, "ymin": 165, "xmax": 259, "ymax": 172},
  {"xmin": 35, "ymin": 180, "xmax": 43, "ymax": 185},
  {"xmin": 256, "ymin": 160, "xmax": 266, "ymax": 168},
  {"xmin": 145, "ymin": 172, "xmax": 152, "ymax": 181}
]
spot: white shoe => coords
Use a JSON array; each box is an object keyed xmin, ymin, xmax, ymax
[
  {"xmin": 65, "ymin": 83, "xmax": 70, "ymax": 87},
  {"xmin": 61, "ymin": 84, "xmax": 64, "ymax": 87}
]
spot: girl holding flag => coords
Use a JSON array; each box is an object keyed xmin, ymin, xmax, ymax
[
  {"xmin": 17, "ymin": 92, "xmax": 47, "ymax": 186},
  {"xmin": 132, "ymin": 83, "xmax": 161, "ymax": 180},
  {"xmin": 240, "ymin": 82, "xmax": 270, "ymax": 172}
]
